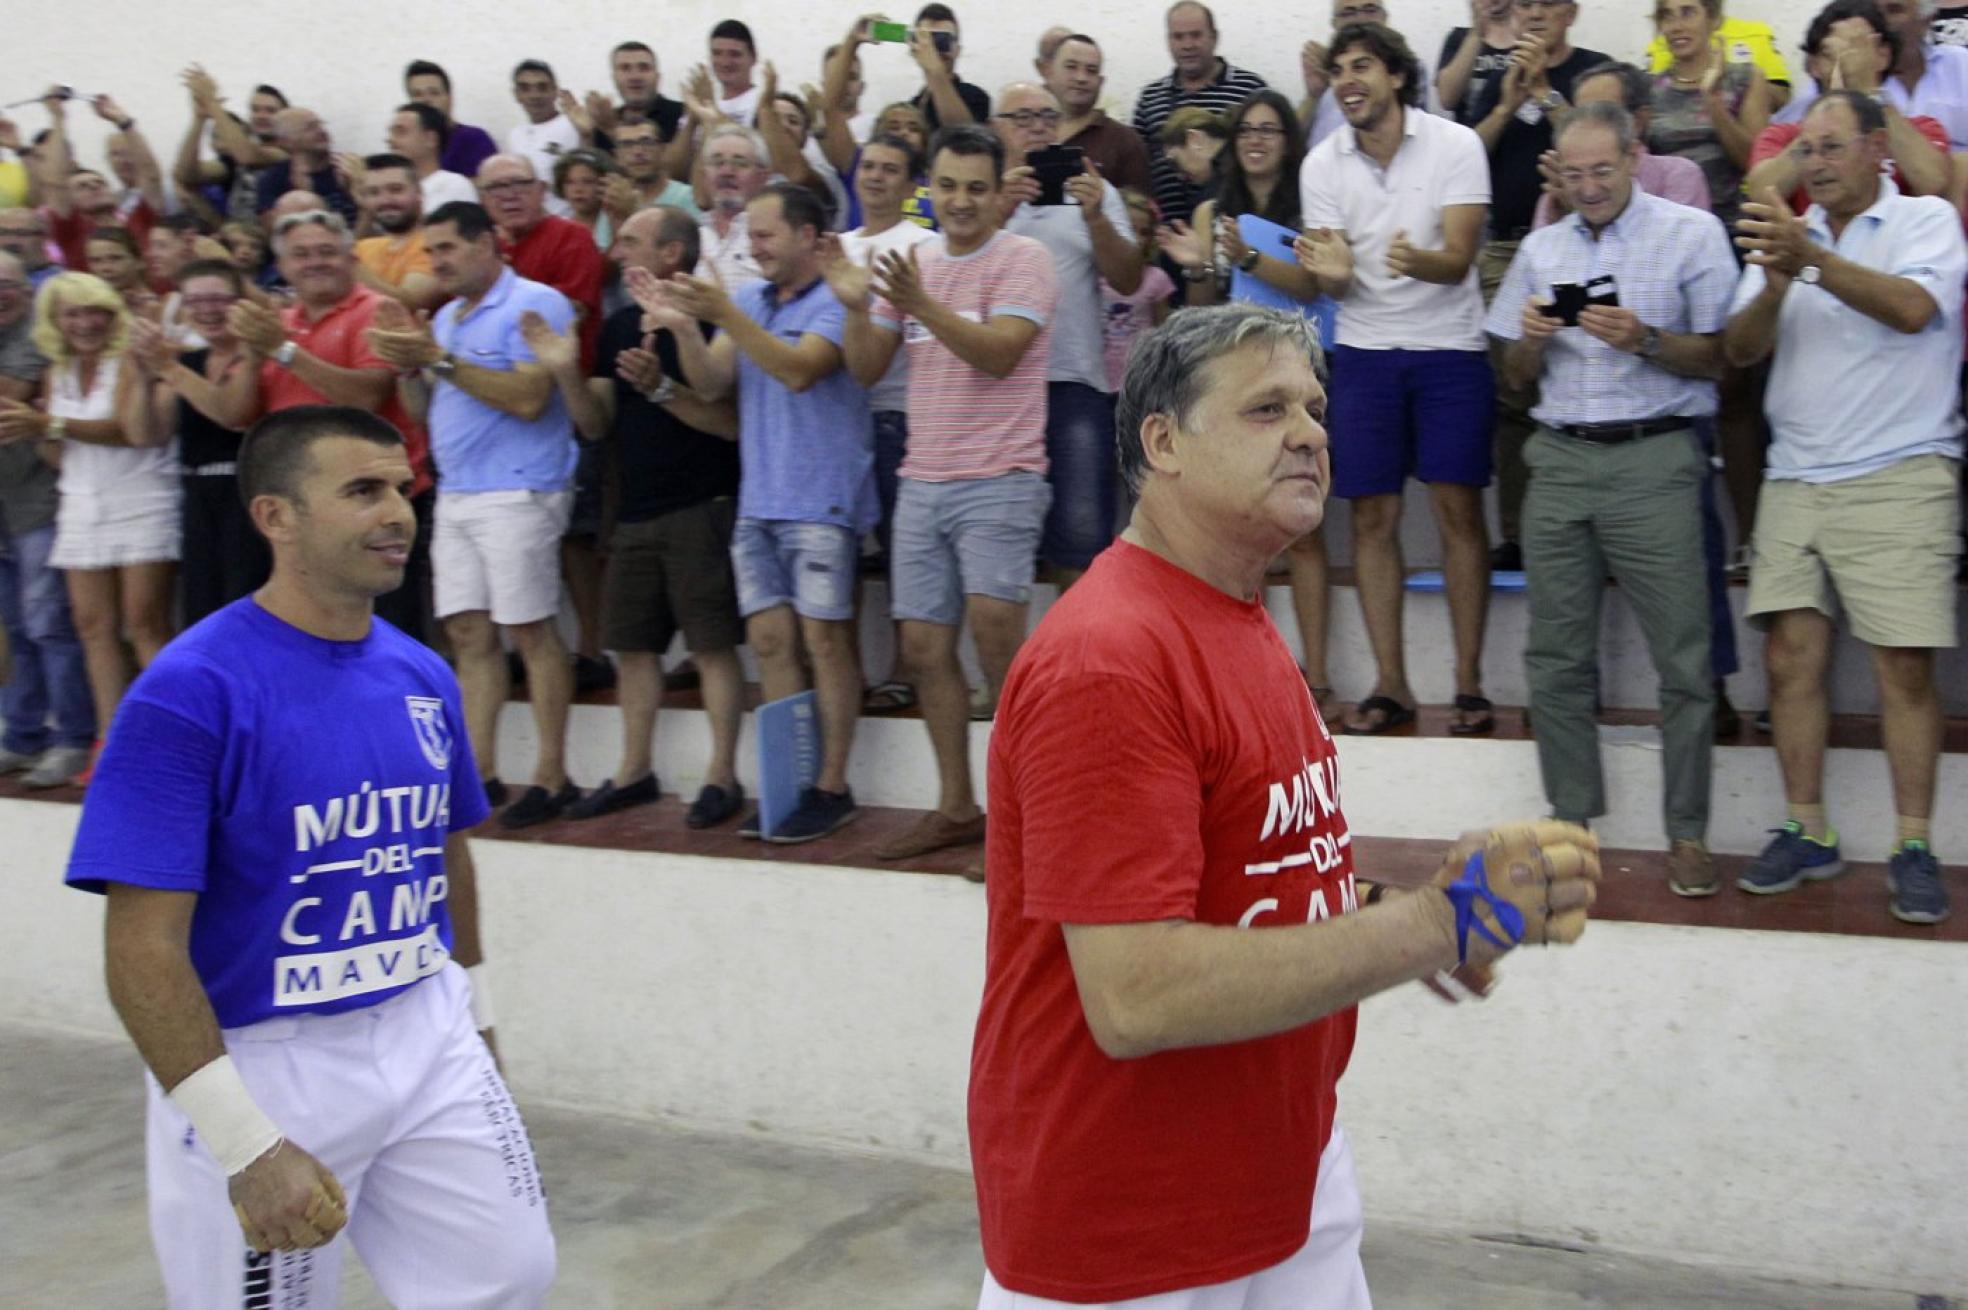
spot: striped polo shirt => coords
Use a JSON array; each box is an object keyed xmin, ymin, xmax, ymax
[{"xmin": 1130, "ymin": 60, "xmax": 1269, "ymax": 223}]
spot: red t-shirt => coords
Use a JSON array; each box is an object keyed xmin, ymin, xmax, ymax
[
  {"xmin": 1749, "ymin": 117, "xmax": 1951, "ymax": 214},
  {"xmin": 504, "ymin": 216, "xmax": 606, "ymax": 368},
  {"xmin": 259, "ymin": 285, "xmax": 432, "ymax": 498},
  {"xmin": 47, "ymin": 200, "xmax": 156, "ymax": 270},
  {"xmin": 970, "ymin": 540, "xmax": 1360, "ymax": 1302}
]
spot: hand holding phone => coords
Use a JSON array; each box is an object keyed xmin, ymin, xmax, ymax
[{"xmin": 1027, "ymin": 144, "xmax": 1086, "ymax": 206}]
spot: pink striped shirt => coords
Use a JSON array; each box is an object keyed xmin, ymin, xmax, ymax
[{"xmin": 872, "ymin": 230, "xmax": 1057, "ymax": 482}]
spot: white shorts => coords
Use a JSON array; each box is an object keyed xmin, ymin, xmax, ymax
[
  {"xmin": 432, "ymin": 489, "xmax": 572, "ymax": 626},
  {"xmin": 979, "ymin": 1126, "xmax": 1370, "ymax": 1310},
  {"xmin": 49, "ymin": 488, "xmax": 181, "ymax": 570},
  {"xmin": 144, "ymin": 963, "xmax": 555, "ymax": 1309}
]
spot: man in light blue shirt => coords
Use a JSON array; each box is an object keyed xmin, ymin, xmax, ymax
[
  {"xmin": 365, "ymin": 200, "xmax": 585, "ymax": 831},
  {"xmin": 1724, "ymin": 90, "xmax": 1965, "ymax": 923},
  {"xmin": 655, "ymin": 182, "xmax": 875, "ymax": 844},
  {"xmin": 1489, "ymin": 101, "xmax": 1737, "ymax": 897},
  {"xmin": 1880, "ymin": 0, "xmax": 1968, "ymax": 146}
]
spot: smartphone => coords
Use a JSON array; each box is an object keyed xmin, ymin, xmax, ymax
[
  {"xmin": 929, "ymin": 30, "xmax": 956, "ymax": 54},
  {"xmin": 1027, "ymin": 144, "xmax": 1085, "ymax": 206},
  {"xmin": 868, "ymin": 20, "xmax": 911, "ymax": 42},
  {"xmin": 1538, "ymin": 276, "xmax": 1620, "ymax": 326}
]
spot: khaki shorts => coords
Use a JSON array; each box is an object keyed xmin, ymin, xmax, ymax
[
  {"xmin": 602, "ymin": 498, "xmax": 742, "ymax": 654},
  {"xmin": 1746, "ymin": 454, "xmax": 1961, "ymax": 648}
]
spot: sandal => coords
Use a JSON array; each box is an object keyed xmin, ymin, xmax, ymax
[
  {"xmin": 1345, "ymin": 695, "xmax": 1416, "ymax": 735},
  {"xmin": 1448, "ymin": 693, "xmax": 1496, "ymax": 736},
  {"xmin": 863, "ymin": 681, "xmax": 917, "ymax": 713},
  {"xmin": 1305, "ymin": 678, "xmax": 1340, "ymax": 721}
]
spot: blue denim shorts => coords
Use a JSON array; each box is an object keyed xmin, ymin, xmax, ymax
[
  {"xmin": 1040, "ymin": 381, "xmax": 1119, "ymax": 569},
  {"xmin": 890, "ymin": 471, "xmax": 1052, "ymax": 626},
  {"xmin": 730, "ymin": 517, "xmax": 860, "ymax": 622}
]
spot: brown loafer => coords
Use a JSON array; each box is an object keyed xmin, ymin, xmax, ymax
[
  {"xmin": 1667, "ymin": 839, "xmax": 1720, "ymax": 898},
  {"xmin": 876, "ymin": 810, "xmax": 987, "ymax": 861}
]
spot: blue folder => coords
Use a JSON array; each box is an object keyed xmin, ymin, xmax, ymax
[
  {"xmin": 755, "ymin": 690, "xmax": 820, "ymax": 838},
  {"xmin": 1232, "ymin": 213, "xmax": 1338, "ymax": 350}
]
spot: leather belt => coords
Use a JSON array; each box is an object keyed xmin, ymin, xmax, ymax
[
  {"xmin": 183, "ymin": 461, "xmax": 239, "ymax": 477},
  {"xmin": 1552, "ymin": 418, "xmax": 1691, "ymax": 445}
]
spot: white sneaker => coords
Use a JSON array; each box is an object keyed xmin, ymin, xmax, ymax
[
  {"xmin": 0, "ymin": 745, "xmax": 43, "ymax": 775},
  {"xmin": 22, "ymin": 745, "xmax": 92, "ymax": 789}
]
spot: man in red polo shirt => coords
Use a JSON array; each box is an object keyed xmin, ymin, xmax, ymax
[
  {"xmin": 476, "ymin": 152, "xmax": 612, "ymax": 686},
  {"xmin": 35, "ymin": 90, "xmax": 161, "ymax": 267},
  {"xmin": 227, "ymin": 208, "xmax": 436, "ymax": 641},
  {"xmin": 969, "ymin": 304, "xmax": 1601, "ymax": 1308}
]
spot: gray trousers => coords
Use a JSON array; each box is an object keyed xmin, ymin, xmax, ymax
[{"xmin": 1522, "ymin": 426, "xmax": 1714, "ymax": 840}]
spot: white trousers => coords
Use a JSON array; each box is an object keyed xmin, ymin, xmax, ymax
[
  {"xmin": 145, "ymin": 963, "xmax": 555, "ymax": 1308},
  {"xmin": 979, "ymin": 1125, "xmax": 1371, "ymax": 1310}
]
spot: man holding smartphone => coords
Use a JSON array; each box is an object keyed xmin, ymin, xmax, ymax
[
  {"xmin": 1487, "ymin": 101, "xmax": 1737, "ymax": 895},
  {"xmin": 907, "ymin": 4, "xmax": 992, "ymax": 130}
]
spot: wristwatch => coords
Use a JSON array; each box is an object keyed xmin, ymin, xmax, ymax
[
  {"xmin": 1797, "ymin": 265, "xmax": 1823, "ymax": 286},
  {"xmin": 45, "ymin": 416, "xmax": 68, "ymax": 443},
  {"xmin": 429, "ymin": 353, "xmax": 459, "ymax": 379},
  {"xmin": 1638, "ymin": 326, "xmax": 1663, "ymax": 358},
  {"xmin": 643, "ymin": 378, "xmax": 676, "ymax": 405},
  {"xmin": 1238, "ymin": 247, "xmax": 1262, "ymax": 273},
  {"xmin": 271, "ymin": 340, "xmax": 298, "ymax": 368},
  {"xmin": 1182, "ymin": 264, "xmax": 1214, "ymax": 283}
]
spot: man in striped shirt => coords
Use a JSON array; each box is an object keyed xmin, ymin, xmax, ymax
[
  {"xmin": 1132, "ymin": 1, "xmax": 1270, "ymax": 223},
  {"xmin": 834, "ymin": 126, "xmax": 1058, "ymax": 861}
]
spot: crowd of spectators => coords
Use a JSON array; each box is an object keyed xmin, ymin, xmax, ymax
[{"xmin": 0, "ymin": 0, "xmax": 1961, "ymax": 919}]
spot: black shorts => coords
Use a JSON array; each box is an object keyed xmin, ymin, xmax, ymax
[{"xmin": 601, "ymin": 497, "xmax": 743, "ymax": 654}]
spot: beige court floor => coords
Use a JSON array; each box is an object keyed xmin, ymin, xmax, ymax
[{"xmin": 0, "ymin": 1023, "xmax": 1945, "ymax": 1310}]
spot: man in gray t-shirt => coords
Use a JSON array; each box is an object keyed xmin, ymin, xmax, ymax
[{"xmin": 0, "ymin": 250, "xmax": 95, "ymax": 785}]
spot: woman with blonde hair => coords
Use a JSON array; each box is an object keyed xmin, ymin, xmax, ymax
[{"xmin": 0, "ymin": 272, "xmax": 175, "ymax": 779}]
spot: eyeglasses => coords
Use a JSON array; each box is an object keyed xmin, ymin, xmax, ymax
[
  {"xmin": 1333, "ymin": 3, "xmax": 1385, "ymax": 19},
  {"xmin": 1557, "ymin": 165, "xmax": 1621, "ymax": 184},
  {"xmin": 1790, "ymin": 139, "xmax": 1854, "ymax": 162},
  {"xmin": 479, "ymin": 179, "xmax": 542, "ymax": 195},
  {"xmin": 1236, "ymin": 123, "xmax": 1287, "ymax": 138},
  {"xmin": 1513, "ymin": 0, "xmax": 1572, "ymax": 10},
  {"xmin": 995, "ymin": 109, "xmax": 1061, "ymax": 128},
  {"xmin": 704, "ymin": 154, "xmax": 761, "ymax": 169}
]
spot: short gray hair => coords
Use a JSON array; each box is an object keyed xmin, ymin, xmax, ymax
[
  {"xmin": 702, "ymin": 122, "xmax": 768, "ymax": 166},
  {"xmin": 1556, "ymin": 100, "xmax": 1637, "ymax": 156},
  {"xmin": 1116, "ymin": 304, "xmax": 1324, "ymax": 496},
  {"xmin": 272, "ymin": 209, "xmax": 353, "ymax": 258}
]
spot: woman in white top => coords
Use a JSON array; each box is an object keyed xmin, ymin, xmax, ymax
[{"xmin": 0, "ymin": 272, "xmax": 176, "ymax": 745}]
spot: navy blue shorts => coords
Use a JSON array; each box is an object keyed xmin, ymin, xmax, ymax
[{"xmin": 1327, "ymin": 346, "xmax": 1495, "ymax": 499}]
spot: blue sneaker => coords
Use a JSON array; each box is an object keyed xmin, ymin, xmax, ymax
[
  {"xmin": 1737, "ymin": 822, "xmax": 1845, "ymax": 894},
  {"xmin": 1888, "ymin": 842, "xmax": 1950, "ymax": 925}
]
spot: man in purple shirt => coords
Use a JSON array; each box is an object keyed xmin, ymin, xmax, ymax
[
  {"xmin": 1532, "ymin": 62, "xmax": 1709, "ymax": 229},
  {"xmin": 404, "ymin": 59, "xmax": 499, "ymax": 178}
]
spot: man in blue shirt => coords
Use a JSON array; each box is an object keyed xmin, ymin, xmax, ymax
[
  {"xmin": 366, "ymin": 201, "xmax": 584, "ymax": 830},
  {"xmin": 652, "ymin": 182, "xmax": 877, "ymax": 843},
  {"xmin": 65, "ymin": 405, "xmax": 554, "ymax": 1306},
  {"xmin": 1488, "ymin": 101, "xmax": 1737, "ymax": 898},
  {"xmin": 1725, "ymin": 90, "xmax": 1966, "ymax": 924}
]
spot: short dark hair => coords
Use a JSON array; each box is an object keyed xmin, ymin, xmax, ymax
[
  {"xmin": 157, "ymin": 211, "xmax": 206, "ymax": 237},
  {"xmin": 396, "ymin": 101, "xmax": 451, "ymax": 150},
  {"xmin": 424, "ymin": 201, "xmax": 498, "ymax": 242},
  {"xmin": 1055, "ymin": 33, "xmax": 1101, "ymax": 58},
  {"xmin": 1166, "ymin": 0, "xmax": 1217, "ymax": 33},
  {"xmin": 771, "ymin": 92, "xmax": 811, "ymax": 134},
  {"xmin": 929, "ymin": 123, "xmax": 1004, "ymax": 178},
  {"xmin": 710, "ymin": 19, "xmax": 756, "ymax": 55},
  {"xmin": 754, "ymin": 182, "xmax": 827, "ymax": 237},
  {"xmin": 513, "ymin": 59, "xmax": 557, "ymax": 83},
  {"xmin": 1571, "ymin": 61, "xmax": 1653, "ymax": 114},
  {"xmin": 239, "ymin": 405, "xmax": 405, "ymax": 514},
  {"xmin": 363, "ymin": 152, "xmax": 417, "ymax": 178},
  {"xmin": 1804, "ymin": 0, "xmax": 1902, "ymax": 66},
  {"xmin": 862, "ymin": 132, "xmax": 924, "ymax": 178},
  {"xmin": 403, "ymin": 59, "xmax": 451, "ymax": 94},
  {"xmin": 176, "ymin": 258, "xmax": 244, "ymax": 292},
  {"xmin": 85, "ymin": 226, "xmax": 142, "ymax": 259},
  {"xmin": 1328, "ymin": 23, "xmax": 1424, "ymax": 108},
  {"xmin": 612, "ymin": 40, "xmax": 654, "ymax": 59},
  {"xmin": 916, "ymin": 2, "xmax": 960, "ymax": 30},
  {"xmin": 552, "ymin": 149, "xmax": 620, "ymax": 193},
  {"xmin": 1808, "ymin": 87, "xmax": 1888, "ymax": 135},
  {"xmin": 252, "ymin": 84, "xmax": 288, "ymax": 107}
]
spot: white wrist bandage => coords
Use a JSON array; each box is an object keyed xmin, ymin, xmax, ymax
[
  {"xmin": 169, "ymin": 1055, "xmax": 283, "ymax": 1176},
  {"xmin": 468, "ymin": 963, "xmax": 496, "ymax": 1030}
]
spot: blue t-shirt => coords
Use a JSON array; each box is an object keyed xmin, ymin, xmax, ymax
[
  {"xmin": 732, "ymin": 276, "xmax": 877, "ymax": 530},
  {"xmin": 66, "ymin": 598, "xmax": 491, "ymax": 1029},
  {"xmin": 429, "ymin": 267, "xmax": 580, "ymax": 494}
]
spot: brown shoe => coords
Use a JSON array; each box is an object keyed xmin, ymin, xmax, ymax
[
  {"xmin": 876, "ymin": 810, "xmax": 986, "ymax": 861},
  {"xmin": 1667, "ymin": 839, "xmax": 1720, "ymax": 898}
]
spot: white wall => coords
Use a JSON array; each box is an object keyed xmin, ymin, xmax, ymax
[{"xmin": 13, "ymin": 0, "xmax": 1805, "ymax": 181}]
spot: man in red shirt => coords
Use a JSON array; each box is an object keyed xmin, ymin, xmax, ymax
[
  {"xmin": 34, "ymin": 90, "xmax": 161, "ymax": 267},
  {"xmin": 477, "ymin": 152, "xmax": 613, "ymax": 685},
  {"xmin": 969, "ymin": 303, "xmax": 1601, "ymax": 1307},
  {"xmin": 227, "ymin": 208, "xmax": 435, "ymax": 641}
]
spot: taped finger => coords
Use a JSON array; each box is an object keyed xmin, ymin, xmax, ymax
[
  {"xmin": 1540, "ymin": 840, "xmax": 1593, "ymax": 881},
  {"xmin": 1544, "ymin": 906, "xmax": 1590, "ymax": 945},
  {"xmin": 233, "ymin": 1204, "xmax": 271, "ymax": 1253},
  {"xmin": 1526, "ymin": 817, "xmax": 1597, "ymax": 852},
  {"xmin": 1549, "ymin": 877, "xmax": 1597, "ymax": 914}
]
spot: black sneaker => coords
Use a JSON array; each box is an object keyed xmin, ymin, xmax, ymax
[
  {"xmin": 481, "ymin": 776, "xmax": 509, "ymax": 807},
  {"xmin": 573, "ymin": 655, "xmax": 617, "ymax": 694},
  {"xmin": 686, "ymin": 782, "xmax": 745, "ymax": 829},
  {"xmin": 762, "ymin": 787, "xmax": 859, "ymax": 844},
  {"xmin": 1490, "ymin": 540, "xmax": 1523, "ymax": 573},
  {"xmin": 565, "ymin": 775, "xmax": 659, "ymax": 821},
  {"xmin": 738, "ymin": 809, "xmax": 762, "ymax": 839},
  {"xmin": 499, "ymin": 781, "xmax": 582, "ymax": 830},
  {"xmin": 1888, "ymin": 842, "xmax": 1950, "ymax": 924}
]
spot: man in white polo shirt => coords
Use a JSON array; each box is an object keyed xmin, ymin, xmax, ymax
[{"xmin": 1298, "ymin": 21, "xmax": 1496, "ymax": 738}]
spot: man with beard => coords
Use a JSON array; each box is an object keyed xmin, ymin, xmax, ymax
[
  {"xmin": 587, "ymin": 41, "xmax": 685, "ymax": 149},
  {"xmin": 696, "ymin": 123, "xmax": 772, "ymax": 287},
  {"xmin": 352, "ymin": 154, "xmax": 444, "ymax": 312}
]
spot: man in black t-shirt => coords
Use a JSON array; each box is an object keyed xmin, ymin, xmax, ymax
[
  {"xmin": 525, "ymin": 205, "xmax": 748, "ymax": 830},
  {"xmin": 1458, "ymin": 0, "xmax": 1605, "ymax": 568},
  {"xmin": 1438, "ymin": 0, "xmax": 1519, "ymax": 126},
  {"xmin": 910, "ymin": 3, "xmax": 993, "ymax": 130}
]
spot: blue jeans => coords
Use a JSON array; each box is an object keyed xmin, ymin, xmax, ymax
[
  {"xmin": 1040, "ymin": 382, "xmax": 1119, "ymax": 569},
  {"xmin": 0, "ymin": 523, "xmax": 96, "ymax": 752},
  {"xmin": 871, "ymin": 410, "xmax": 909, "ymax": 560},
  {"xmin": 1692, "ymin": 418, "xmax": 1739, "ymax": 680}
]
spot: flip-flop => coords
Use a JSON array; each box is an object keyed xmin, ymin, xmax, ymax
[
  {"xmin": 1448, "ymin": 693, "xmax": 1496, "ymax": 737},
  {"xmin": 862, "ymin": 681, "xmax": 917, "ymax": 713},
  {"xmin": 1346, "ymin": 695, "xmax": 1416, "ymax": 735}
]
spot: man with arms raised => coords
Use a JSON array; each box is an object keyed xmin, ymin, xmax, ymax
[
  {"xmin": 969, "ymin": 303, "xmax": 1600, "ymax": 1305},
  {"xmin": 65, "ymin": 404, "xmax": 553, "ymax": 1306}
]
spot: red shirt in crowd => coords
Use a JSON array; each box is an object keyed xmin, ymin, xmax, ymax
[
  {"xmin": 1748, "ymin": 116, "xmax": 1951, "ymax": 215},
  {"xmin": 260, "ymin": 284, "xmax": 432, "ymax": 498},
  {"xmin": 969, "ymin": 539, "xmax": 1361, "ymax": 1303},
  {"xmin": 503, "ymin": 215, "xmax": 606, "ymax": 367},
  {"xmin": 47, "ymin": 201, "xmax": 157, "ymax": 269}
]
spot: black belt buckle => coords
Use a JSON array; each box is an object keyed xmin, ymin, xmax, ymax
[{"xmin": 1557, "ymin": 418, "xmax": 1687, "ymax": 445}]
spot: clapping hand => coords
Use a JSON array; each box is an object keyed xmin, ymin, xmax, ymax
[
  {"xmin": 364, "ymin": 298, "xmax": 442, "ymax": 370},
  {"xmin": 559, "ymin": 89, "xmax": 594, "ymax": 137},
  {"xmin": 228, "ymin": 299, "xmax": 288, "ymax": 355},
  {"xmin": 0, "ymin": 396, "xmax": 48, "ymax": 443},
  {"xmin": 820, "ymin": 236, "xmax": 876, "ymax": 313},
  {"xmin": 1294, "ymin": 226, "xmax": 1353, "ymax": 285},
  {"xmin": 1156, "ymin": 219, "xmax": 1211, "ymax": 273},
  {"xmin": 616, "ymin": 344, "xmax": 669, "ymax": 394},
  {"xmin": 1735, "ymin": 185, "xmax": 1815, "ymax": 285},
  {"xmin": 871, "ymin": 244, "xmax": 929, "ymax": 316},
  {"xmin": 660, "ymin": 269, "xmax": 735, "ymax": 327},
  {"xmin": 518, "ymin": 309, "xmax": 580, "ymax": 373},
  {"xmin": 1385, "ymin": 228, "xmax": 1419, "ymax": 279}
]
